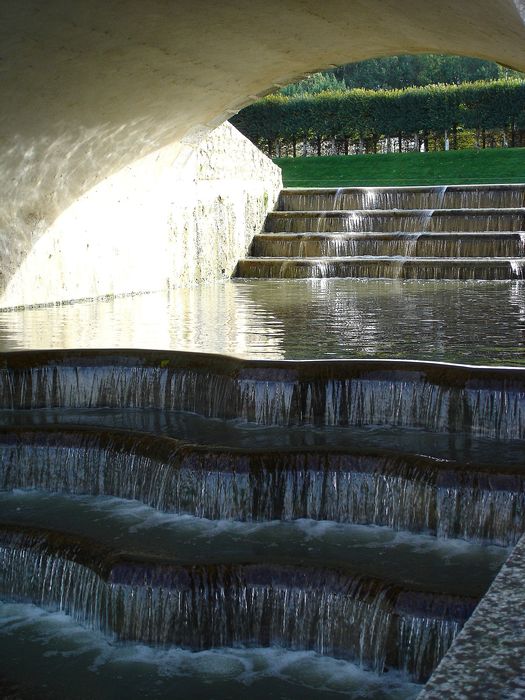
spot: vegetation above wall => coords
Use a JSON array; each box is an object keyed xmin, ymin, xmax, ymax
[
  {"xmin": 274, "ymin": 148, "xmax": 525, "ymax": 187},
  {"xmin": 231, "ymin": 80, "xmax": 525, "ymax": 157},
  {"xmin": 281, "ymin": 54, "xmax": 523, "ymax": 95}
]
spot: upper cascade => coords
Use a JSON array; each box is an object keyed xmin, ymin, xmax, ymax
[{"xmin": 234, "ymin": 184, "xmax": 525, "ymax": 280}]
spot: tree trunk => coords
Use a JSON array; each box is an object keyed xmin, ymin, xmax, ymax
[
  {"xmin": 292, "ymin": 137, "xmax": 297, "ymax": 158},
  {"xmin": 316, "ymin": 135, "xmax": 322, "ymax": 156},
  {"xmin": 344, "ymin": 137, "xmax": 349, "ymax": 155},
  {"xmin": 398, "ymin": 133, "xmax": 402, "ymax": 152},
  {"xmin": 482, "ymin": 128, "xmax": 486, "ymax": 148}
]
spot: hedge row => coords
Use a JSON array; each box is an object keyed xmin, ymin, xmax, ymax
[{"xmin": 231, "ymin": 79, "xmax": 525, "ymax": 156}]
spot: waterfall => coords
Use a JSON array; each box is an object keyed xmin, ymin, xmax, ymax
[
  {"xmin": 397, "ymin": 616, "xmax": 461, "ymax": 682},
  {"xmin": 277, "ymin": 186, "xmax": 525, "ymax": 212},
  {"xmin": 510, "ymin": 259, "xmax": 525, "ymax": 278},
  {"xmin": 1, "ymin": 428, "xmax": 524, "ymax": 545},
  {"xmin": 250, "ymin": 233, "xmax": 525, "ymax": 260},
  {"xmin": 237, "ymin": 257, "xmax": 525, "ymax": 281},
  {"xmin": 0, "ymin": 352, "xmax": 523, "ymax": 439},
  {"xmin": 265, "ymin": 209, "xmax": 525, "ymax": 235},
  {"xmin": 0, "ymin": 525, "xmax": 475, "ymax": 681}
]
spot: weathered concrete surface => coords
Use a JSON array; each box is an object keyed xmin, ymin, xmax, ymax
[
  {"xmin": 0, "ymin": 0, "xmax": 524, "ymax": 306},
  {"xmin": 0, "ymin": 122, "xmax": 281, "ymax": 308},
  {"xmin": 418, "ymin": 532, "xmax": 525, "ymax": 700}
]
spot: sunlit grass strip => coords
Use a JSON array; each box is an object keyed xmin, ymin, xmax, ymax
[{"xmin": 274, "ymin": 149, "xmax": 525, "ymax": 188}]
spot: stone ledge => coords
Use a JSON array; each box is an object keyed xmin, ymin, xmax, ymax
[{"xmin": 418, "ymin": 533, "xmax": 525, "ymax": 699}]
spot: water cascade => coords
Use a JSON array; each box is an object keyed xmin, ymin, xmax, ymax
[
  {"xmin": 1, "ymin": 351, "xmax": 523, "ymax": 439},
  {"xmin": 0, "ymin": 426, "xmax": 524, "ymax": 545},
  {"xmin": 2, "ymin": 186, "xmax": 525, "ymax": 696},
  {"xmin": 277, "ymin": 185, "xmax": 525, "ymax": 212},
  {"xmin": 0, "ymin": 523, "xmax": 480, "ymax": 682},
  {"xmin": 237, "ymin": 185, "xmax": 525, "ymax": 280}
]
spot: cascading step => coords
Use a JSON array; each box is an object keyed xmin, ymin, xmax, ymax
[
  {"xmin": 240, "ymin": 185, "xmax": 525, "ymax": 280},
  {"xmin": 236, "ymin": 256, "xmax": 525, "ymax": 280},
  {"xmin": 1, "ymin": 350, "xmax": 524, "ymax": 439},
  {"xmin": 1, "ymin": 425, "xmax": 524, "ymax": 544},
  {"xmin": 250, "ymin": 232, "xmax": 525, "ymax": 258},
  {"xmin": 278, "ymin": 185, "xmax": 525, "ymax": 212},
  {"xmin": 264, "ymin": 209, "xmax": 525, "ymax": 234},
  {"xmin": 0, "ymin": 521, "xmax": 485, "ymax": 681}
]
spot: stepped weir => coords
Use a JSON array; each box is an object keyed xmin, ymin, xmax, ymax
[
  {"xmin": 236, "ymin": 185, "xmax": 525, "ymax": 280},
  {"xmin": 1, "ymin": 184, "xmax": 524, "ymax": 698}
]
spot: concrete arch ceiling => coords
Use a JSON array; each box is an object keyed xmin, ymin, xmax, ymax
[{"xmin": 1, "ymin": 0, "xmax": 525, "ymax": 308}]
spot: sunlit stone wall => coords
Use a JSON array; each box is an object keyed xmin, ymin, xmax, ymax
[
  {"xmin": 0, "ymin": 123, "xmax": 281, "ymax": 309},
  {"xmin": 168, "ymin": 123, "xmax": 282, "ymax": 289}
]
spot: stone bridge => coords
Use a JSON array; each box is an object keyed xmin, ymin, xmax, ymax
[{"xmin": 1, "ymin": 0, "xmax": 525, "ymax": 307}]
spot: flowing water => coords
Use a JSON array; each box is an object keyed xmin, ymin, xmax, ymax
[
  {"xmin": 278, "ymin": 186, "xmax": 525, "ymax": 212},
  {"xmin": 243, "ymin": 185, "xmax": 525, "ymax": 282},
  {"xmin": 0, "ymin": 602, "xmax": 421, "ymax": 700},
  {"xmin": 1, "ymin": 279, "xmax": 523, "ymax": 365},
  {"xmin": 264, "ymin": 210, "xmax": 525, "ymax": 235},
  {"xmin": 1, "ymin": 184, "xmax": 524, "ymax": 699}
]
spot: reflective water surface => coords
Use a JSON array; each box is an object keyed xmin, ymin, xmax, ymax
[{"xmin": 0, "ymin": 279, "xmax": 524, "ymax": 365}]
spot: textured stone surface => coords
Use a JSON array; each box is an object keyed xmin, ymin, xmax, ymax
[
  {"xmin": 418, "ymin": 533, "xmax": 525, "ymax": 699},
  {"xmin": 0, "ymin": 123, "xmax": 281, "ymax": 307},
  {"xmin": 0, "ymin": 0, "xmax": 524, "ymax": 306}
]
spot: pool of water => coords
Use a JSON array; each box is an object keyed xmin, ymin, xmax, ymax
[{"xmin": 0, "ymin": 279, "xmax": 524, "ymax": 365}]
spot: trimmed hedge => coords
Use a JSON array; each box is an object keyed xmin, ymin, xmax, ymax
[{"xmin": 231, "ymin": 80, "xmax": 525, "ymax": 156}]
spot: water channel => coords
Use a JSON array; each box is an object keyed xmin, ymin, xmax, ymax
[{"xmin": 0, "ymin": 184, "xmax": 524, "ymax": 699}]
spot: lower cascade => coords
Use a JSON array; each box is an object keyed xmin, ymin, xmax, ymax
[
  {"xmin": 0, "ymin": 524, "xmax": 477, "ymax": 683},
  {"xmin": 0, "ymin": 342, "xmax": 523, "ymax": 697}
]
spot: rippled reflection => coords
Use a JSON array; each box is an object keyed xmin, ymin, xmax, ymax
[{"xmin": 0, "ymin": 279, "xmax": 524, "ymax": 365}]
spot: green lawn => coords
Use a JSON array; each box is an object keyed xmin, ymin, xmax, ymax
[{"xmin": 274, "ymin": 148, "xmax": 525, "ymax": 187}]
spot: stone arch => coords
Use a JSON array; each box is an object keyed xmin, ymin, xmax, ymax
[{"xmin": 1, "ymin": 0, "xmax": 524, "ymax": 306}]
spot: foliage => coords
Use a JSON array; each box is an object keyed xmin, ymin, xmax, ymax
[
  {"xmin": 280, "ymin": 73, "xmax": 346, "ymax": 96},
  {"xmin": 316, "ymin": 54, "xmax": 522, "ymax": 91},
  {"xmin": 231, "ymin": 79, "xmax": 525, "ymax": 154}
]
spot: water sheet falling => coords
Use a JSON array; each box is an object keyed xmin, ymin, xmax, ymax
[
  {"xmin": 0, "ymin": 352, "xmax": 523, "ymax": 440},
  {"xmin": 1, "ymin": 428, "xmax": 524, "ymax": 544},
  {"xmin": 0, "ymin": 525, "xmax": 476, "ymax": 681}
]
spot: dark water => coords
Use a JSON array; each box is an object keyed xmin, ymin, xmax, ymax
[
  {"xmin": 0, "ymin": 279, "xmax": 524, "ymax": 365},
  {"xmin": 0, "ymin": 602, "xmax": 421, "ymax": 700},
  {"xmin": 0, "ymin": 491, "xmax": 507, "ymax": 597}
]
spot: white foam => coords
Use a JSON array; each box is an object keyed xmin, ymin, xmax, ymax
[{"xmin": 0, "ymin": 602, "xmax": 420, "ymax": 698}]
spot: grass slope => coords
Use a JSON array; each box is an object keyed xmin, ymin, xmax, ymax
[{"xmin": 274, "ymin": 148, "xmax": 525, "ymax": 187}]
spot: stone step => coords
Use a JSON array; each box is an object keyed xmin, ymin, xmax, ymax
[
  {"xmin": 250, "ymin": 232, "xmax": 525, "ymax": 258},
  {"xmin": 278, "ymin": 185, "xmax": 525, "ymax": 212},
  {"xmin": 1, "ymin": 425, "xmax": 524, "ymax": 544},
  {"xmin": 1, "ymin": 349, "xmax": 524, "ymax": 438},
  {"xmin": 236, "ymin": 256, "xmax": 525, "ymax": 281},
  {"xmin": 264, "ymin": 208, "xmax": 525, "ymax": 234},
  {"xmin": 0, "ymin": 521, "xmax": 481, "ymax": 680}
]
